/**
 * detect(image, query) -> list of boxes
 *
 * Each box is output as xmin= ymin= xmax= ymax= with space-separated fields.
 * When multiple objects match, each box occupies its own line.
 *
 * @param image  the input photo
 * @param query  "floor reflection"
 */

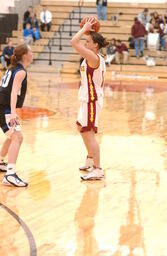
xmin=74 ymin=181 xmax=105 ymax=256
xmin=1 ymin=76 xmax=167 ymax=255
xmin=26 ymin=77 xmax=167 ymax=139
xmin=114 ymin=170 xmax=146 ymax=256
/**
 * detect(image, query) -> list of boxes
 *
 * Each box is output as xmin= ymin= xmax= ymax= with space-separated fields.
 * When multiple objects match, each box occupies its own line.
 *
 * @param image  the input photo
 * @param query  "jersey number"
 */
xmin=0 ymin=70 xmax=12 ymax=88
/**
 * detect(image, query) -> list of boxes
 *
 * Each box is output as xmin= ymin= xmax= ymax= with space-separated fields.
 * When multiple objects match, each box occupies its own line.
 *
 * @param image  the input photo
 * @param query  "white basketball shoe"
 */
xmin=81 ymin=167 xmax=104 ymax=181
xmin=79 ymin=156 xmax=94 ymax=171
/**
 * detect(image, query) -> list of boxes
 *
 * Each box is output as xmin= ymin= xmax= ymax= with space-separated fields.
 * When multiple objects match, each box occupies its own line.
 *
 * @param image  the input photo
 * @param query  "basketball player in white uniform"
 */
xmin=71 ymin=17 xmax=108 ymax=180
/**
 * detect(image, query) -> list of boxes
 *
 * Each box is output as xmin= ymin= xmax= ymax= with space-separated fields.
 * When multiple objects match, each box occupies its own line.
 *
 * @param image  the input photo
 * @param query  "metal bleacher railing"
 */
xmin=48 ymin=0 xmax=84 ymax=65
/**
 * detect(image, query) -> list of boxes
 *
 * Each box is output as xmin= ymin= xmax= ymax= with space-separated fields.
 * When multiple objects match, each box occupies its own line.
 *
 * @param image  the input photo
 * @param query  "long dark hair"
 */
xmin=90 ymin=32 xmax=109 ymax=49
xmin=11 ymin=43 xmax=29 ymax=68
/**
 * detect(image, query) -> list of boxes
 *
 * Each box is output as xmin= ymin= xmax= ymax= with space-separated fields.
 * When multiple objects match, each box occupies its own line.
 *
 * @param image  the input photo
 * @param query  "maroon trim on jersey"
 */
xmin=86 ymin=64 xmax=98 ymax=103
xmin=76 ymin=102 xmax=97 ymax=133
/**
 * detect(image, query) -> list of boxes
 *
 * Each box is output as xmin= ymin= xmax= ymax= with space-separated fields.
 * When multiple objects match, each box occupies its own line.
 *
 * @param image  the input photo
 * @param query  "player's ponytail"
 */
xmin=11 ymin=43 xmax=29 ymax=68
xmin=10 ymin=54 xmax=18 ymax=68
xmin=90 ymin=32 xmax=109 ymax=49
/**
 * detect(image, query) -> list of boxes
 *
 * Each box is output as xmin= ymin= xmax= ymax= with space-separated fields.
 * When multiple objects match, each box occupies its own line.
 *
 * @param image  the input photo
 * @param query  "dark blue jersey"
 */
xmin=2 ymin=46 xmax=14 ymax=57
xmin=0 ymin=63 xmax=27 ymax=108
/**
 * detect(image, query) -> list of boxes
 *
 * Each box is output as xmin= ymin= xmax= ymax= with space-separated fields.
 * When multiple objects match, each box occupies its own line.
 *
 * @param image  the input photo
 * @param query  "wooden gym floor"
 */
xmin=1 ymin=74 xmax=167 ymax=256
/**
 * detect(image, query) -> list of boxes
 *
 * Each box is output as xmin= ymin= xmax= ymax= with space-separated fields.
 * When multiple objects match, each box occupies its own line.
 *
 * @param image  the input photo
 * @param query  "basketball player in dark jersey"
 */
xmin=0 ymin=43 xmax=33 ymax=187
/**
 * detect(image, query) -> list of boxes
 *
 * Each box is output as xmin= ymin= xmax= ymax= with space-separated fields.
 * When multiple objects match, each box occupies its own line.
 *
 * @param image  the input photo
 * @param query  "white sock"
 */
xmin=6 ymin=164 xmax=16 ymax=175
xmin=0 ymin=155 xmax=4 ymax=163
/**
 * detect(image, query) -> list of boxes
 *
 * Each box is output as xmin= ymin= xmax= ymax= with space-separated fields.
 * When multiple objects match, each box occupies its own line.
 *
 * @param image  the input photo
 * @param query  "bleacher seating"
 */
xmin=51 ymin=1 xmax=167 ymax=80
xmin=0 ymin=1 xmax=167 ymax=81
xmin=0 ymin=1 xmax=75 ymax=74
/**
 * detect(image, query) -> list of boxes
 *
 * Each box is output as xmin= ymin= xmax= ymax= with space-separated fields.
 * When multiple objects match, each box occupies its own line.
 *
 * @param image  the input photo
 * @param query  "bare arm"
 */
xmin=71 ymin=18 xmax=99 ymax=68
xmin=10 ymin=70 xmax=26 ymax=125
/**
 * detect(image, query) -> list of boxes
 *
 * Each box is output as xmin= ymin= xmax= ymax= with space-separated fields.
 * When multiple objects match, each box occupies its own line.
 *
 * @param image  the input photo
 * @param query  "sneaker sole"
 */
xmin=2 ymin=180 xmax=13 ymax=186
xmin=81 ymin=175 xmax=104 ymax=181
xmin=2 ymin=178 xmax=28 ymax=187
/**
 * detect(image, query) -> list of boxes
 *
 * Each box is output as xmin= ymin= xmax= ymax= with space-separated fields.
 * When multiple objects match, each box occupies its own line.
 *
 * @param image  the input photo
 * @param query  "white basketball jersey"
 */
xmin=78 ymin=54 xmax=106 ymax=105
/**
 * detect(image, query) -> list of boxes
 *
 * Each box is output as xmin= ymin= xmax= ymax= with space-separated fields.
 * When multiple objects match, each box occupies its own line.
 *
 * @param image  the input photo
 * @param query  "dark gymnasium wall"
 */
xmin=0 ymin=13 xmax=18 ymax=44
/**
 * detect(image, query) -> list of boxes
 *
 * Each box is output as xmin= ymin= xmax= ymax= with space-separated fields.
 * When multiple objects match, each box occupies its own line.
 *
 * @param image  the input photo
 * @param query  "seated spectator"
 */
xmin=138 ymin=8 xmax=150 ymax=27
xmin=105 ymin=38 xmax=116 ymax=66
xmin=26 ymin=12 xmax=38 ymax=29
xmin=131 ymin=17 xmax=146 ymax=58
xmin=40 ymin=6 xmax=52 ymax=31
xmin=115 ymin=40 xmax=129 ymax=64
xmin=96 ymin=0 xmax=107 ymax=21
xmin=23 ymin=6 xmax=33 ymax=29
xmin=26 ymin=12 xmax=41 ymax=41
xmin=23 ymin=23 xmax=34 ymax=45
xmin=0 ymin=38 xmax=14 ymax=70
xmin=148 ymin=12 xmax=161 ymax=33
xmin=154 ymin=21 xmax=165 ymax=50
xmin=152 ymin=11 xmax=160 ymax=24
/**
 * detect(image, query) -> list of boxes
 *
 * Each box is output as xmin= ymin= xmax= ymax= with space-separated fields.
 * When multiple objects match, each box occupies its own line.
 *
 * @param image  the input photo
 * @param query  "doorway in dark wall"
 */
xmin=0 ymin=13 xmax=18 ymax=44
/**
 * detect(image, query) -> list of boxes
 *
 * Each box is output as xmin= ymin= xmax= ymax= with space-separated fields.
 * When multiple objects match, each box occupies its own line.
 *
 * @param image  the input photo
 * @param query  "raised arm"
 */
xmin=71 ymin=17 xmax=99 ymax=68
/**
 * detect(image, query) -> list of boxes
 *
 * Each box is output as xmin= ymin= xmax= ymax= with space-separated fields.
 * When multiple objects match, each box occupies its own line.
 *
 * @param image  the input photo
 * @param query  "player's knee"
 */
xmin=6 ymin=137 xmax=12 ymax=143
xmin=11 ymin=132 xmax=23 ymax=144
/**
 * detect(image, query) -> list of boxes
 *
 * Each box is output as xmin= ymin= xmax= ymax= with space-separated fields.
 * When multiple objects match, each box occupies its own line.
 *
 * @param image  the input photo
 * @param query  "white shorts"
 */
xmin=76 ymin=101 xmax=102 ymax=133
xmin=5 ymin=113 xmax=21 ymax=138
